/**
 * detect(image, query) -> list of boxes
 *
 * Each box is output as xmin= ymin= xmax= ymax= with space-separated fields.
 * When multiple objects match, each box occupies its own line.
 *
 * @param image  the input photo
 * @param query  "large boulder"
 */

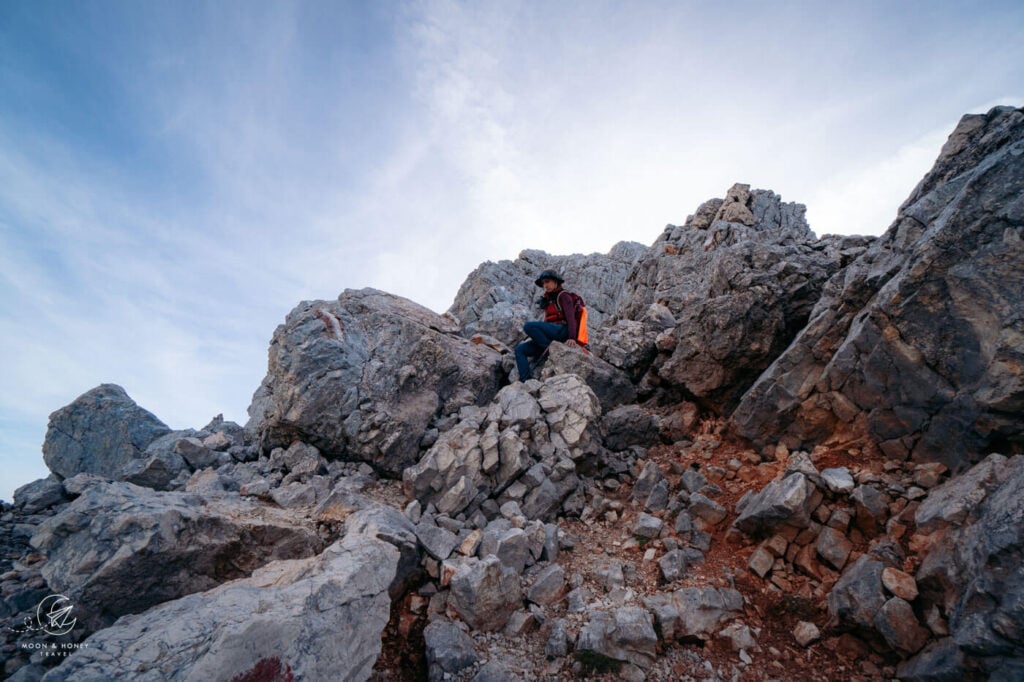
xmin=246 ymin=288 xmax=504 ymax=476
xmin=42 ymin=534 xmax=398 ymax=682
xmin=448 ymin=242 xmax=647 ymax=347
xmin=906 ymin=454 xmax=1024 ymax=677
xmin=616 ymin=184 xmax=872 ymax=413
xmin=732 ymin=106 xmax=1024 ymax=469
xmin=30 ymin=482 xmax=323 ymax=630
xmin=403 ymin=375 xmax=603 ymax=520
xmin=42 ymin=384 xmax=172 ymax=480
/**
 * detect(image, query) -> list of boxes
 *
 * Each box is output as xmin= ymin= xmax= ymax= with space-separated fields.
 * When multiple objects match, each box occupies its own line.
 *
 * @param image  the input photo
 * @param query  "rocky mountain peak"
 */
xmin=3 ymin=106 xmax=1021 ymax=681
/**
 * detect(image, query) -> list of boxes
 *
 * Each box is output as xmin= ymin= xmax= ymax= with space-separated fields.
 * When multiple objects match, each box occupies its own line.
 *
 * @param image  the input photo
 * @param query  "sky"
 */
xmin=2 ymin=0 xmax=1022 ymax=502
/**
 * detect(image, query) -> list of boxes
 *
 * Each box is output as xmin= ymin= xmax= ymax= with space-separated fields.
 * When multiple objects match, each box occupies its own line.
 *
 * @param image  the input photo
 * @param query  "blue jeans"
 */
xmin=514 ymin=321 xmax=568 ymax=380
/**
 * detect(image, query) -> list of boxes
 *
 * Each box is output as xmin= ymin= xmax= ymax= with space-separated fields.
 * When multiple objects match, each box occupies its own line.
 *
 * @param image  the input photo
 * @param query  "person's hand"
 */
xmin=566 ymin=339 xmax=579 ymax=348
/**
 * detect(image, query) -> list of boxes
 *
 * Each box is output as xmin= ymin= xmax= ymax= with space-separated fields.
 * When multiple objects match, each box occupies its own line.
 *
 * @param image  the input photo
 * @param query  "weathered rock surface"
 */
xmin=404 ymin=375 xmax=604 ymax=520
xmin=536 ymin=342 xmax=637 ymax=411
xmin=576 ymin=607 xmax=658 ymax=669
xmin=42 ymin=384 xmax=172 ymax=481
xmin=247 ymin=288 xmax=504 ymax=475
xmin=733 ymin=471 xmax=815 ymax=536
xmin=644 ymin=587 xmax=745 ymax=642
xmin=424 ymin=619 xmax=478 ymax=682
xmin=615 ymin=184 xmax=872 ymax=412
xmin=907 ymin=454 xmax=1024 ymax=677
xmin=42 ymin=534 xmax=397 ymax=682
xmin=733 ymin=106 xmax=1024 ymax=469
xmin=447 ymin=555 xmax=522 ymax=632
xmin=30 ymin=482 xmax=322 ymax=630
xmin=448 ymin=243 xmax=647 ymax=347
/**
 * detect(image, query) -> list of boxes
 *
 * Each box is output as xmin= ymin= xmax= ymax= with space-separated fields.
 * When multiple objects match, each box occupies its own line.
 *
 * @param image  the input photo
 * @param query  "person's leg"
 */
xmin=515 ymin=338 xmax=542 ymax=380
xmin=523 ymin=321 xmax=568 ymax=348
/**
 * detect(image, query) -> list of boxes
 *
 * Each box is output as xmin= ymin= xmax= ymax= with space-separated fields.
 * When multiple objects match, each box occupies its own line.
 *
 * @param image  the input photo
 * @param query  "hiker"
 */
xmin=514 ymin=270 xmax=586 ymax=381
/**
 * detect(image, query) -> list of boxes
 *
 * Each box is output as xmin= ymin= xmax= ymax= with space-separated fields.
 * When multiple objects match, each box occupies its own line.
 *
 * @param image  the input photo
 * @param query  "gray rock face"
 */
xmin=42 ymin=534 xmax=398 ymax=682
xmin=733 ymin=106 xmax=1024 ymax=469
xmin=448 ymin=243 xmax=647 ymax=347
xmin=12 ymin=476 xmax=67 ymax=514
xmin=424 ymin=620 xmax=478 ymax=681
xmin=246 ymin=288 xmax=504 ymax=476
xmin=732 ymin=472 xmax=815 ymax=536
xmin=911 ymin=454 xmax=1024 ymax=676
xmin=30 ymin=482 xmax=322 ymax=630
xmin=615 ymin=184 xmax=872 ymax=413
xmin=404 ymin=375 xmax=602 ymax=521
xmin=42 ymin=384 xmax=172 ymax=481
xmin=643 ymin=587 xmax=745 ymax=642
xmin=448 ymin=555 xmax=522 ymax=631
xmin=828 ymin=554 xmax=888 ymax=629
xmin=576 ymin=607 xmax=658 ymax=669
xmin=537 ymin=343 xmax=637 ymax=411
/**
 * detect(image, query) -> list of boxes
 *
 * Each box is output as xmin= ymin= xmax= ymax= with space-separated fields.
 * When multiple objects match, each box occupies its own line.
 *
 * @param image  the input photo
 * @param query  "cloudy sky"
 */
xmin=2 ymin=0 xmax=1021 ymax=501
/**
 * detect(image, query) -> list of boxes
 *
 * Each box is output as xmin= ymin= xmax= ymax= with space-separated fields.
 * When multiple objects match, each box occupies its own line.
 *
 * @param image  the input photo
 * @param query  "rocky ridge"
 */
xmin=2 ymin=105 xmax=1022 ymax=681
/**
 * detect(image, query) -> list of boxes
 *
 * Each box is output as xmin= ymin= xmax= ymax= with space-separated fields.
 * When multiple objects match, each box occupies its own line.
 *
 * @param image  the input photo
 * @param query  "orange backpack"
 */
xmin=557 ymin=292 xmax=589 ymax=346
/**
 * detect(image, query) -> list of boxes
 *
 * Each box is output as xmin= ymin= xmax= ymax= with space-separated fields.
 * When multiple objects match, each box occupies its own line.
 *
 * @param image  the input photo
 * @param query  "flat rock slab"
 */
xmin=42 ymin=535 xmax=398 ymax=682
xmin=31 ymin=482 xmax=323 ymax=630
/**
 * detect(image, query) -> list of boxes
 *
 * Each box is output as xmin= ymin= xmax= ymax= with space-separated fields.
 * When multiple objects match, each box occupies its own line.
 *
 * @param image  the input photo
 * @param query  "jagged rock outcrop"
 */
xmin=42 ymin=384 xmax=172 ymax=480
xmin=733 ymin=106 xmax=1024 ymax=469
xmin=614 ymin=184 xmax=873 ymax=412
xmin=901 ymin=454 xmax=1024 ymax=679
xmin=403 ymin=375 xmax=606 ymax=521
xmin=247 ymin=288 xmax=504 ymax=476
xmin=448 ymin=242 xmax=647 ymax=347
xmin=42 ymin=534 xmax=398 ymax=682
xmin=30 ymin=482 xmax=323 ymax=630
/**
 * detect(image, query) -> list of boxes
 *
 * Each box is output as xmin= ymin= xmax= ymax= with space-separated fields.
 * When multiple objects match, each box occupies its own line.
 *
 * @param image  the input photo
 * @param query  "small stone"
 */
xmin=527 ymin=564 xmax=567 ymax=606
xmin=633 ymin=513 xmax=664 ymax=540
xmin=793 ymin=621 xmax=820 ymax=647
xmin=881 ymin=567 xmax=919 ymax=601
xmin=748 ymin=547 xmax=774 ymax=578
xmin=763 ymin=534 xmax=789 ymax=557
xmin=815 ymin=526 xmax=853 ymax=571
xmin=459 ymin=529 xmax=483 ymax=556
xmin=821 ymin=467 xmax=856 ymax=494
xmin=874 ymin=597 xmax=929 ymax=653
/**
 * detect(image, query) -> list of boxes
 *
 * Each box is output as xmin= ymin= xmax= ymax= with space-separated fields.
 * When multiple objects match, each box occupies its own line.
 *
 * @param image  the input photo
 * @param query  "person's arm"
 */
xmin=558 ymin=291 xmax=580 ymax=344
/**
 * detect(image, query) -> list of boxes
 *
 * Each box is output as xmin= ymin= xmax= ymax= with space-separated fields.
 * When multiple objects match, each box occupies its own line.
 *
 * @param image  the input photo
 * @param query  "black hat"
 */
xmin=534 ymin=270 xmax=564 ymax=287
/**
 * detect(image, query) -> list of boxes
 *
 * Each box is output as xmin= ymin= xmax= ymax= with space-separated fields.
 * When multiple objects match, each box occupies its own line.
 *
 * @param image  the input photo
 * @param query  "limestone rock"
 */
xmin=576 ymin=607 xmax=657 ymax=669
xmin=30 ymin=482 xmax=322 ymax=630
xmin=247 ymin=288 xmax=503 ymax=476
xmin=793 ymin=621 xmax=821 ymax=647
xmin=403 ymin=375 xmax=600 ymax=520
xmin=912 ymin=454 xmax=1024 ymax=675
xmin=618 ymin=185 xmax=870 ymax=413
xmin=42 ymin=384 xmax=172 ymax=481
xmin=42 ymin=534 xmax=397 ymax=682
xmin=424 ymin=620 xmax=479 ymax=682
xmin=733 ymin=106 xmax=1024 ymax=470
xmin=537 ymin=342 xmax=636 ymax=411
xmin=644 ymin=587 xmax=744 ymax=641
xmin=12 ymin=476 xmax=67 ymax=514
xmin=448 ymin=555 xmax=522 ymax=632
xmin=875 ymin=597 xmax=930 ymax=653
xmin=733 ymin=472 xmax=815 ymax=536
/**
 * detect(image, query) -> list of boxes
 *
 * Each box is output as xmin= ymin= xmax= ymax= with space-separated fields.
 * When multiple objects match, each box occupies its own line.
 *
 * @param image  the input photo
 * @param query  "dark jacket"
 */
xmin=540 ymin=287 xmax=581 ymax=341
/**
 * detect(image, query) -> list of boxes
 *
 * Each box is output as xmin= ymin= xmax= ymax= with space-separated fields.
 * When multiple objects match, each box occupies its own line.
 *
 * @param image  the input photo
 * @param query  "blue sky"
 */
xmin=2 ymin=0 xmax=1022 ymax=501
